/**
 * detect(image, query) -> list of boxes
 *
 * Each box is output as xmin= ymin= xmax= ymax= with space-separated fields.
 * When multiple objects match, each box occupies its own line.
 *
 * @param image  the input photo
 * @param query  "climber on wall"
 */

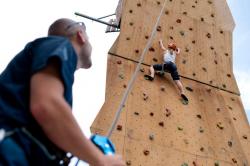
xmin=144 ymin=39 xmax=188 ymax=102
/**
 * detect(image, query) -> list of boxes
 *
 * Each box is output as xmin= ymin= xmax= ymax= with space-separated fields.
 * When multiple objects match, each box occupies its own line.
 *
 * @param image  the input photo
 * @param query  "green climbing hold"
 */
xmin=181 ymin=163 xmax=188 ymax=166
xmin=178 ymin=126 xmax=183 ymax=131
xmin=214 ymin=161 xmax=219 ymax=166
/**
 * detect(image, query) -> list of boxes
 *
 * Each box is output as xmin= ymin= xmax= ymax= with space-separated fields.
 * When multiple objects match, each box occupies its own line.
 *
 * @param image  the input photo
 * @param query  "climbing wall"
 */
xmin=91 ymin=0 xmax=250 ymax=165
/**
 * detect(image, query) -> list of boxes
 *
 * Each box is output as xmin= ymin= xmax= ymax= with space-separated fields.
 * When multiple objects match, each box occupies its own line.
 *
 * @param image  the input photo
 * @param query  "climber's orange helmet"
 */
xmin=168 ymin=42 xmax=177 ymax=50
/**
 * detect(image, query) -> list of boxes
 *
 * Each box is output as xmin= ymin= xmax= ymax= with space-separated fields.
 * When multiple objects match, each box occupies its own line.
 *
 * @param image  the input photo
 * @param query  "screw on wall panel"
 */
xmin=149 ymin=47 xmax=155 ymax=52
xmin=202 ymin=67 xmax=207 ymax=72
xmin=159 ymin=122 xmax=164 ymax=127
xmin=157 ymin=26 xmax=162 ymax=31
xmin=216 ymin=122 xmax=224 ymax=130
xmin=129 ymin=10 xmax=133 ymax=13
xmin=186 ymin=87 xmax=193 ymax=92
xmin=119 ymin=74 xmax=124 ymax=79
xmin=150 ymin=112 xmax=154 ymax=116
xmin=180 ymin=31 xmax=185 ymax=36
xmin=232 ymin=158 xmax=237 ymax=164
xmin=178 ymin=126 xmax=183 ymax=131
xmin=143 ymin=150 xmax=150 ymax=156
xmin=153 ymin=58 xmax=158 ymax=62
xmin=117 ymin=60 xmax=122 ymax=65
xmin=134 ymin=112 xmax=139 ymax=115
xmin=243 ymin=135 xmax=248 ymax=139
xmin=149 ymin=134 xmax=154 ymax=140
xmin=126 ymin=160 xmax=132 ymax=165
xmin=228 ymin=141 xmax=233 ymax=147
xmin=176 ymin=19 xmax=182 ymax=23
xmin=160 ymin=85 xmax=166 ymax=91
xmin=199 ymin=127 xmax=204 ymax=133
xmin=196 ymin=114 xmax=202 ymax=119
xmin=214 ymin=161 xmax=219 ymax=166
xmin=117 ymin=125 xmax=122 ymax=131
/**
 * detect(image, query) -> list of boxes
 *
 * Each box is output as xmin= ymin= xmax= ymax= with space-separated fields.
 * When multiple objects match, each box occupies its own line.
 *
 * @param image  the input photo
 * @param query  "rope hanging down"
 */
xmin=107 ymin=0 xmax=168 ymax=138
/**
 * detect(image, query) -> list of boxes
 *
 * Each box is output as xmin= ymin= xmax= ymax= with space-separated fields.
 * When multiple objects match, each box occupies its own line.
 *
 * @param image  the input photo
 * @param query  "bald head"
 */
xmin=48 ymin=18 xmax=86 ymax=38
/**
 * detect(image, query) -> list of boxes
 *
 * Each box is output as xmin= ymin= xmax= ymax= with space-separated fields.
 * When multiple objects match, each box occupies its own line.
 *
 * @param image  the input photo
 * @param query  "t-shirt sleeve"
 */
xmin=30 ymin=38 xmax=77 ymax=90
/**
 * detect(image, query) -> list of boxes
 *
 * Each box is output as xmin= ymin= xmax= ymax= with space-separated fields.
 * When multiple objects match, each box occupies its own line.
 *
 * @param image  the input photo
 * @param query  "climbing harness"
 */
xmin=75 ymin=0 xmax=168 ymax=165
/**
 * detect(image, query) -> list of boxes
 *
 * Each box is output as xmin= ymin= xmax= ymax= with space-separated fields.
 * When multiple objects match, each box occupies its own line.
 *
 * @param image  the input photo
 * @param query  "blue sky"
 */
xmin=227 ymin=0 xmax=250 ymax=122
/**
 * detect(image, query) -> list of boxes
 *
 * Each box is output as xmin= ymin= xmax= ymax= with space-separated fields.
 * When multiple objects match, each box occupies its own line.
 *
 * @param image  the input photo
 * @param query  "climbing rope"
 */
xmin=107 ymin=0 xmax=168 ymax=138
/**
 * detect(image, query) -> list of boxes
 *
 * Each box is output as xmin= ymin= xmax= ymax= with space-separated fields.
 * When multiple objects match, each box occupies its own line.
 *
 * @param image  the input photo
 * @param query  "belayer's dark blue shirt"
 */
xmin=0 ymin=36 xmax=77 ymax=130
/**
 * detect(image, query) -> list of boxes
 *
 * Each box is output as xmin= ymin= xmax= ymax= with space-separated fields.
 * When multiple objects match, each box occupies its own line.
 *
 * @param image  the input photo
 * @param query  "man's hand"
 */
xmin=158 ymin=39 xmax=166 ymax=51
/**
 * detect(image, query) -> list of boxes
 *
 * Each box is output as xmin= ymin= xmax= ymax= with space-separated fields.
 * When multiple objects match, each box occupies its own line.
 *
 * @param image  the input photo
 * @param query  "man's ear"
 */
xmin=76 ymin=31 xmax=86 ymax=45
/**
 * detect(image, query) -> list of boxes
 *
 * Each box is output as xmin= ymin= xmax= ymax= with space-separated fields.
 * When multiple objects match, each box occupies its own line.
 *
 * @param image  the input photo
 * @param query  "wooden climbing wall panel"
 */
xmin=91 ymin=0 xmax=250 ymax=165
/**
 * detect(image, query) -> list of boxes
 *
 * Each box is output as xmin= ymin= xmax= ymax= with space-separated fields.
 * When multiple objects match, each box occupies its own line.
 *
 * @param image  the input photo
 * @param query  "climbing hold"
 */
xmin=227 ymin=74 xmax=231 ymax=78
xmin=129 ymin=10 xmax=133 ymax=13
xmin=232 ymin=158 xmax=237 ymax=164
xmin=220 ymin=30 xmax=224 ymax=34
xmin=165 ymin=10 xmax=169 ymax=15
xmin=206 ymin=33 xmax=211 ymax=38
xmin=170 ymin=26 xmax=174 ymax=30
xmin=189 ymin=27 xmax=193 ymax=31
xmin=211 ymin=13 xmax=215 ymax=18
xmin=137 ymin=3 xmax=141 ymax=7
xmin=182 ymin=60 xmax=186 ymax=64
xmin=210 ymin=46 xmax=214 ymax=50
xmin=176 ymin=19 xmax=182 ymax=23
xmin=216 ymin=122 xmax=224 ymax=130
xmin=160 ymin=85 xmax=166 ymax=91
xmin=206 ymin=88 xmax=211 ymax=93
xmin=183 ymin=11 xmax=187 ymax=15
xmin=129 ymin=22 xmax=134 ymax=26
xmin=149 ymin=134 xmax=154 ymax=140
xmin=208 ymin=0 xmax=213 ymax=4
xmin=209 ymin=80 xmax=213 ymax=84
xmin=228 ymin=106 xmax=233 ymax=110
xmin=214 ymin=60 xmax=218 ymax=64
xmin=199 ymin=127 xmax=204 ymax=133
xmin=143 ymin=93 xmax=149 ymax=101
xmin=185 ymin=48 xmax=189 ymax=52
xmin=200 ymin=99 xmax=204 ymax=102
xmin=117 ymin=60 xmax=122 ymax=64
xmin=134 ymin=112 xmax=139 ymax=115
xmin=126 ymin=37 xmax=130 ymax=40
xmin=217 ymin=108 xmax=221 ymax=112
xmin=126 ymin=160 xmax=132 ymax=165
xmin=159 ymin=122 xmax=164 ymax=127
xmin=157 ymin=1 xmax=161 ymax=5
xmin=193 ymin=161 xmax=198 ymax=166
xmin=192 ymin=5 xmax=196 ymax=8
xmin=165 ymin=108 xmax=171 ymax=117
xmin=180 ymin=31 xmax=185 ymax=36
xmin=169 ymin=36 xmax=174 ymax=40
xmin=196 ymin=114 xmax=202 ymax=119
xmin=192 ymin=73 xmax=196 ymax=76
xmin=135 ymin=49 xmax=139 ymax=53
xmin=214 ymin=161 xmax=219 ymax=166
xmin=123 ymin=84 xmax=127 ymax=88
xmin=143 ymin=150 xmax=150 ymax=156
xmin=233 ymin=117 xmax=237 ymax=121
xmin=222 ymin=84 xmax=226 ymax=88
xmin=157 ymin=26 xmax=162 ymax=32
xmin=195 ymin=0 xmax=198 ymax=4
xmin=231 ymin=97 xmax=235 ymax=101
xmin=149 ymin=47 xmax=155 ymax=52
xmin=119 ymin=74 xmax=124 ymax=79
xmin=225 ymin=53 xmax=229 ymax=56
xmin=181 ymin=163 xmax=188 ymax=166
xmin=150 ymin=112 xmax=154 ymax=116
xmin=200 ymin=147 xmax=204 ymax=152
xmin=145 ymin=35 xmax=149 ymax=39
xmin=178 ymin=126 xmax=183 ymax=131
xmin=192 ymin=40 xmax=196 ymax=44
xmin=152 ymin=58 xmax=158 ymax=62
xmin=186 ymin=86 xmax=193 ymax=92
xmin=201 ymin=17 xmax=204 ymax=22
xmin=228 ymin=141 xmax=233 ymax=147
xmin=199 ymin=52 xmax=202 ymax=56
xmin=140 ymin=68 xmax=145 ymax=72
xmin=243 ymin=135 xmax=248 ymax=139
xmin=117 ymin=125 xmax=123 ymax=131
